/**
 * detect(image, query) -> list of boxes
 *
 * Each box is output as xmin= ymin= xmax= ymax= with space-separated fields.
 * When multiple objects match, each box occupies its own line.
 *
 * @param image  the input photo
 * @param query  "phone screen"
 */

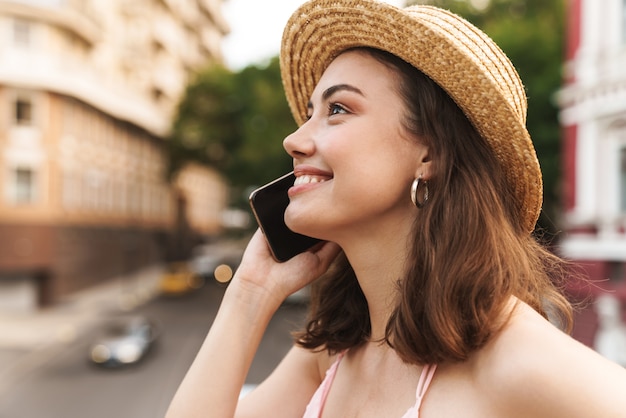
xmin=249 ymin=172 xmax=322 ymax=262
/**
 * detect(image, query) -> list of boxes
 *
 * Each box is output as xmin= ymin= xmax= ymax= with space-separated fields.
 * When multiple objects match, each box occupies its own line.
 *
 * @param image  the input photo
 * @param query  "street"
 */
xmin=0 ymin=280 xmax=307 ymax=418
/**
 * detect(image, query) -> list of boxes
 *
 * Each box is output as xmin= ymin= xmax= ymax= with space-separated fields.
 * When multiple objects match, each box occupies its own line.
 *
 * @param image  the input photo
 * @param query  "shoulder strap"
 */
xmin=322 ymin=352 xmax=345 ymax=393
xmin=415 ymin=364 xmax=437 ymax=401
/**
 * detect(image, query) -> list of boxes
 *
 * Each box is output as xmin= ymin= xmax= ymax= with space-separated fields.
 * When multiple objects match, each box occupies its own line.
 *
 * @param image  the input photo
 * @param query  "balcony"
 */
xmin=0 ymin=0 xmax=101 ymax=45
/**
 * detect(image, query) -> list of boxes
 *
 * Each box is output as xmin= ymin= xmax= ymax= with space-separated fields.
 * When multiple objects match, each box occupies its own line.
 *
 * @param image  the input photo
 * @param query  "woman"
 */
xmin=166 ymin=1 xmax=626 ymax=417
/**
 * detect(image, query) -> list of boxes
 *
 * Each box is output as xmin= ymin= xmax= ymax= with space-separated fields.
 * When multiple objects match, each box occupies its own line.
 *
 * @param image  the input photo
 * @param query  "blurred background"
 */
xmin=0 ymin=0 xmax=624 ymax=416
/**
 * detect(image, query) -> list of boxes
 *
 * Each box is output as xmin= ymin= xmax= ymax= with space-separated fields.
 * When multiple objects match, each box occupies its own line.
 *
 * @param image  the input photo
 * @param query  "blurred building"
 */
xmin=0 ymin=0 xmax=229 ymax=311
xmin=558 ymin=0 xmax=626 ymax=346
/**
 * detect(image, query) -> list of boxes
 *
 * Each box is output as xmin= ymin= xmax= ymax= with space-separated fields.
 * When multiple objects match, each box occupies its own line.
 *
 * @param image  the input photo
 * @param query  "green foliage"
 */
xmin=409 ymin=0 xmax=565 ymax=234
xmin=167 ymin=65 xmax=243 ymax=177
xmin=167 ymin=57 xmax=296 ymax=207
xmin=228 ymin=58 xmax=297 ymax=192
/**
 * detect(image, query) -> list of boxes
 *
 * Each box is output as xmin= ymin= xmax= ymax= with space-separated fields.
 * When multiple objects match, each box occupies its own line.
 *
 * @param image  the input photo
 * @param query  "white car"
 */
xmin=89 ymin=315 xmax=158 ymax=368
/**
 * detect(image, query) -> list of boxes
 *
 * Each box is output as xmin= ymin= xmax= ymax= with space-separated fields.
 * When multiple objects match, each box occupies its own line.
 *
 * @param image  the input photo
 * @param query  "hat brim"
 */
xmin=280 ymin=0 xmax=542 ymax=233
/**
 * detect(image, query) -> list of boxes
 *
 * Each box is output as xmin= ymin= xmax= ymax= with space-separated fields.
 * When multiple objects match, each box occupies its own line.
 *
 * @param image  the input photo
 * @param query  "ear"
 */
xmin=414 ymin=145 xmax=433 ymax=180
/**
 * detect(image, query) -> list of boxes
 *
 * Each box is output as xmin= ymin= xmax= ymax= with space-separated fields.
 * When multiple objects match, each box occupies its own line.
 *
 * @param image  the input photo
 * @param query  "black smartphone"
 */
xmin=249 ymin=172 xmax=322 ymax=262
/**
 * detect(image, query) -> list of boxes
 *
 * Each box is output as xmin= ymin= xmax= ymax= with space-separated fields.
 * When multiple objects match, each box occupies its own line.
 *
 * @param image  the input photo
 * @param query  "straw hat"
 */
xmin=280 ymin=0 xmax=542 ymax=234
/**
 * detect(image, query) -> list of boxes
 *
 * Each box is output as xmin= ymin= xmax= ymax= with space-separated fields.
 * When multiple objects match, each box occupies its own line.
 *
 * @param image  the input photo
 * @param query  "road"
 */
xmin=0 ymin=280 xmax=308 ymax=418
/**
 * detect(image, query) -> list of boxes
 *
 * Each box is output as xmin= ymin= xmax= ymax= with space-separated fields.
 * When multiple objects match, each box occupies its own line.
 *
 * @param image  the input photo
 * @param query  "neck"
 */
xmin=340 ymin=225 xmax=412 ymax=341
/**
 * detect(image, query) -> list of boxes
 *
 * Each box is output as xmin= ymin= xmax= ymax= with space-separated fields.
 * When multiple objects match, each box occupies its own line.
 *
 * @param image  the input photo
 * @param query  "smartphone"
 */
xmin=249 ymin=172 xmax=322 ymax=262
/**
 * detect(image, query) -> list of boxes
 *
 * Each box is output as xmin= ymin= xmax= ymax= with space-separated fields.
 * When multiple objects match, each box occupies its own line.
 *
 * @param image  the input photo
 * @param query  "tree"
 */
xmin=167 ymin=57 xmax=296 ymax=207
xmin=227 ymin=58 xmax=297 ymax=195
xmin=409 ymin=0 xmax=566 ymax=235
xmin=167 ymin=64 xmax=244 ymax=179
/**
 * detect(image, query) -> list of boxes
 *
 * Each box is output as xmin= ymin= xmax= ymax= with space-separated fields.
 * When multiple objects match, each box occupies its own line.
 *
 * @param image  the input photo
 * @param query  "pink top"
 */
xmin=302 ymin=351 xmax=437 ymax=418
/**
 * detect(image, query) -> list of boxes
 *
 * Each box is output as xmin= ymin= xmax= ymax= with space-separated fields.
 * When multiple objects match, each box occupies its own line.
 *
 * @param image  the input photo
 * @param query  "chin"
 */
xmin=285 ymin=218 xmax=310 ymax=236
xmin=285 ymin=213 xmax=319 ymax=238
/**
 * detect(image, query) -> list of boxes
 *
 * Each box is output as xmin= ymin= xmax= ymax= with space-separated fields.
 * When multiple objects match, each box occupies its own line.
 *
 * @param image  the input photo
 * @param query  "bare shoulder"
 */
xmin=236 ymin=345 xmax=334 ymax=418
xmin=473 ymin=300 xmax=626 ymax=418
xmin=293 ymin=344 xmax=337 ymax=381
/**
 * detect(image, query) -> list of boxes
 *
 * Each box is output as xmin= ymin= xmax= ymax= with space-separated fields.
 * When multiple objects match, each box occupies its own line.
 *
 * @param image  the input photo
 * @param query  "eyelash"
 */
xmin=306 ymin=102 xmax=348 ymax=120
xmin=327 ymin=102 xmax=347 ymax=116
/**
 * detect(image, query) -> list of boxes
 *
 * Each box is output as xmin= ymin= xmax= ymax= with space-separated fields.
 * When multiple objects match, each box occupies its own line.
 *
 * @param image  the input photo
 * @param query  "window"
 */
xmin=14 ymin=95 xmax=33 ymax=126
xmin=14 ymin=167 xmax=35 ymax=204
xmin=13 ymin=19 xmax=31 ymax=47
xmin=621 ymin=147 xmax=626 ymax=212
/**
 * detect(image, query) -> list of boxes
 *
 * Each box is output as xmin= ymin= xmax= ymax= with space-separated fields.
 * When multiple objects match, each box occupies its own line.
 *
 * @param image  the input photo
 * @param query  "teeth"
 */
xmin=294 ymin=175 xmax=328 ymax=186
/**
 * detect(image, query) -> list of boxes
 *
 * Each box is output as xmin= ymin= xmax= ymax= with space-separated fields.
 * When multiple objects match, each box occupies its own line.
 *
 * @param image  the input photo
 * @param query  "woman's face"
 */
xmin=283 ymin=50 xmax=430 ymax=242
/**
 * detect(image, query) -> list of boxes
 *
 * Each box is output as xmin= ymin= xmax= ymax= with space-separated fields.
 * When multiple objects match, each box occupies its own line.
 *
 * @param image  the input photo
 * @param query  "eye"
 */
xmin=328 ymin=102 xmax=348 ymax=116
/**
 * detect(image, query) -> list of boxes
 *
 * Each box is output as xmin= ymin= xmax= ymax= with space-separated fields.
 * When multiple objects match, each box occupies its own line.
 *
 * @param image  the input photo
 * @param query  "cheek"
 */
xmin=337 ymin=163 xmax=413 ymax=210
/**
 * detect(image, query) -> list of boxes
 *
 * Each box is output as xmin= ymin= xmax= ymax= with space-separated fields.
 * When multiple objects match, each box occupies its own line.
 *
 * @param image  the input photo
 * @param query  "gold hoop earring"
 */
xmin=411 ymin=176 xmax=429 ymax=208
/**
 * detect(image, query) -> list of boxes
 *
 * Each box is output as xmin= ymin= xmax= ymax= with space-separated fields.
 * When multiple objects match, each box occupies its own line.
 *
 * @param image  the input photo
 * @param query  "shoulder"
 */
xmin=473 ymin=300 xmax=626 ymax=418
xmin=236 ymin=346 xmax=336 ymax=418
xmin=279 ymin=345 xmax=337 ymax=384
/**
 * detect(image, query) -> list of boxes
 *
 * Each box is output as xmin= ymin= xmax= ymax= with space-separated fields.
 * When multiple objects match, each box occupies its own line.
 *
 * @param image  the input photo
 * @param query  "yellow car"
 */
xmin=160 ymin=262 xmax=205 ymax=296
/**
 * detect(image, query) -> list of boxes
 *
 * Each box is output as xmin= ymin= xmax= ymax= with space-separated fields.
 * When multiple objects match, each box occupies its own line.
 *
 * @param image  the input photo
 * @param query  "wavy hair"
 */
xmin=294 ymin=48 xmax=573 ymax=364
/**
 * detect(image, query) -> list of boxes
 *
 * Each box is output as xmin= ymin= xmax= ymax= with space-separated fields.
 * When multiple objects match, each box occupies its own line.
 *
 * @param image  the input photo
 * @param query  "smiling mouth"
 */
xmin=294 ymin=175 xmax=331 ymax=186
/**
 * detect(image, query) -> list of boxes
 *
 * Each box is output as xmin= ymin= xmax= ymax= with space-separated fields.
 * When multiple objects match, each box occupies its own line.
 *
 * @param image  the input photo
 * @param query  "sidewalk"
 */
xmin=0 ymin=264 xmax=165 ymax=388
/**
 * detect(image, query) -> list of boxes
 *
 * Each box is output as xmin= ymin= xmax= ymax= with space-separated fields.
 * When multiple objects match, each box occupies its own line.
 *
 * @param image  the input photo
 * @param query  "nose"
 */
xmin=283 ymin=124 xmax=315 ymax=159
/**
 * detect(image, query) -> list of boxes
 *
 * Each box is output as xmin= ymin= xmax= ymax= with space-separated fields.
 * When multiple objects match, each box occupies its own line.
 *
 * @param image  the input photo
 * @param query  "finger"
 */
xmin=294 ymin=241 xmax=341 ymax=276
xmin=314 ymin=241 xmax=341 ymax=266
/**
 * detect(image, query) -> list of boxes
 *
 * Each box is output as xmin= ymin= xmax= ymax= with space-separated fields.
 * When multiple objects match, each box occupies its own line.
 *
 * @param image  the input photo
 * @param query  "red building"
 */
xmin=558 ymin=0 xmax=626 ymax=351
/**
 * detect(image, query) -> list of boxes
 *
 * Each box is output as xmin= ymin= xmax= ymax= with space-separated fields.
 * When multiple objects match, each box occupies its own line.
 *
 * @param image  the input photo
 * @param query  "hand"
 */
xmin=232 ymin=229 xmax=341 ymax=307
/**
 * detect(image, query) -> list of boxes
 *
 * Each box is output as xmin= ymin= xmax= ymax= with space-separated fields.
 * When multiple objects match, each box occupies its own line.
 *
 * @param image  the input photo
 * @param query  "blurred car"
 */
xmin=89 ymin=315 xmax=158 ymax=368
xmin=159 ymin=262 xmax=205 ymax=296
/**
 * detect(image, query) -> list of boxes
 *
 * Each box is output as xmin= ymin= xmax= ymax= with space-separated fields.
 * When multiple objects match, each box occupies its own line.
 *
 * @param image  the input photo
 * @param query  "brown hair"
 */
xmin=294 ymin=48 xmax=573 ymax=365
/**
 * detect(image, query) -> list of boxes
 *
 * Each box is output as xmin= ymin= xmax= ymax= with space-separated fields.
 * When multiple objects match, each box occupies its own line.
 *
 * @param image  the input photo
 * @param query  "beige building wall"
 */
xmin=0 ymin=0 xmax=229 ymax=308
xmin=175 ymin=162 xmax=228 ymax=235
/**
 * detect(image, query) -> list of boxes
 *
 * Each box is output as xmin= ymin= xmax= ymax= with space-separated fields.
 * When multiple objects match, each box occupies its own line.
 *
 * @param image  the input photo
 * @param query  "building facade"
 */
xmin=0 ymin=0 xmax=229 ymax=310
xmin=558 ymin=0 xmax=626 ymax=347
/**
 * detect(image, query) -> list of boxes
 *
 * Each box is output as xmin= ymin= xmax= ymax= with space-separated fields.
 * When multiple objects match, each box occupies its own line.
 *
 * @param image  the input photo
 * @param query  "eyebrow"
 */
xmin=306 ymin=84 xmax=365 ymax=111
